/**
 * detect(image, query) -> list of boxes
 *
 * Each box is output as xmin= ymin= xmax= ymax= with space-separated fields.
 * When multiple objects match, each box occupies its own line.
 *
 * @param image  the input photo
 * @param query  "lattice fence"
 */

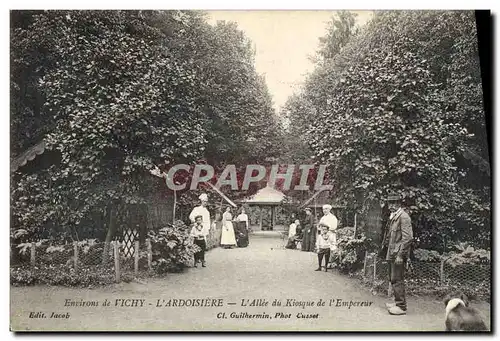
xmin=120 ymin=228 xmax=139 ymax=258
xmin=12 ymin=220 xmax=226 ymax=286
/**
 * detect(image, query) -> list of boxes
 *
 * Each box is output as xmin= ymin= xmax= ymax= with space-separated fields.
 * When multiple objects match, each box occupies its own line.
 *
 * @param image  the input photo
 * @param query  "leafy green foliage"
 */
xmin=315 ymin=11 xmax=360 ymax=63
xmin=10 ymin=264 xmax=119 ymax=287
xmin=148 ymin=222 xmax=198 ymax=273
xmin=11 ymin=10 xmax=282 ymax=240
xmin=412 ymin=243 xmax=490 ymax=266
xmin=330 ymin=227 xmax=371 ymax=274
xmin=445 ymin=242 xmax=490 ymax=267
xmin=412 ymin=248 xmax=442 ymax=262
xmin=284 ymin=11 xmax=490 ymax=249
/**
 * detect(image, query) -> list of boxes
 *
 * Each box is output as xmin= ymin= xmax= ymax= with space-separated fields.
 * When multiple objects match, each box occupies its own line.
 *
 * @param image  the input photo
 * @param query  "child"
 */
xmin=190 ymin=215 xmax=207 ymax=267
xmin=315 ymin=225 xmax=334 ymax=272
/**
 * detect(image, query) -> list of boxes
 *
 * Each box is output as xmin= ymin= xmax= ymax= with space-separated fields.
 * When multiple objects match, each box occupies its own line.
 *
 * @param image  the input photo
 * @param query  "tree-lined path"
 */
xmin=10 ymin=10 xmax=491 ymax=333
xmin=10 ymin=234 xmax=490 ymax=332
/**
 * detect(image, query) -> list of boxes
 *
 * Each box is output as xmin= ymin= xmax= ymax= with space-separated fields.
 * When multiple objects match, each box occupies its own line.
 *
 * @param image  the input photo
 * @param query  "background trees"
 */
xmin=11 ymin=10 xmax=490 ymax=252
xmin=10 ymin=10 xmax=283 ymax=241
xmin=284 ymin=11 xmax=490 ymax=250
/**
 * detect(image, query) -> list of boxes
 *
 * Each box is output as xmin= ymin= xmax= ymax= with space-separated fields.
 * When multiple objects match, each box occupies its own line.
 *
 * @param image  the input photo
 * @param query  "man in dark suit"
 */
xmin=379 ymin=193 xmax=413 ymax=315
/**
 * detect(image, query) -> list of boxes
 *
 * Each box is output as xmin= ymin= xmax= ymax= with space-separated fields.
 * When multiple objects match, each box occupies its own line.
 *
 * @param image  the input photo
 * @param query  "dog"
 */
xmin=444 ymin=293 xmax=488 ymax=331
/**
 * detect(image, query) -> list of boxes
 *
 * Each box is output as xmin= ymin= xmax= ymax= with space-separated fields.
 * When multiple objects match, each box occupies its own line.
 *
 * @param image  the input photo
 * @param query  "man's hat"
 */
xmin=199 ymin=193 xmax=208 ymax=201
xmin=305 ymin=207 xmax=311 ymax=212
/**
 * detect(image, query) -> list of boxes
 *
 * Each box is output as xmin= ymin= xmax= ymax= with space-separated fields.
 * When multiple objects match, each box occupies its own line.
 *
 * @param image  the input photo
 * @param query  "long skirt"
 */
xmin=302 ymin=228 xmax=311 ymax=251
xmin=308 ymin=226 xmax=317 ymax=252
xmin=221 ymin=221 xmax=237 ymax=246
xmin=234 ymin=221 xmax=249 ymax=247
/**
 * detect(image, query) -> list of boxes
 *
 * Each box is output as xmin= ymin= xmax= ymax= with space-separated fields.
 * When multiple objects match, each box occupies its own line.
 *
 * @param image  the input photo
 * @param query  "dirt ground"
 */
xmin=10 ymin=233 xmax=491 ymax=332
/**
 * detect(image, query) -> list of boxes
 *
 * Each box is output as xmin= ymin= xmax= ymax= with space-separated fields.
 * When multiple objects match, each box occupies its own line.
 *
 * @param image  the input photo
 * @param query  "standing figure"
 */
xmin=318 ymin=204 xmax=338 ymax=267
xmin=189 ymin=193 xmax=211 ymax=266
xmin=379 ymin=193 xmax=414 ymax=315
xmin=190 ymin=215 xmax=207 ymax=267
xmin=285 ymin=219 xmax=301 ymax=249
xmin=318 ymin=204 xmax=338 ymax=241
xmin=302 ymin=208 xmax=314 ymax=251
xmin=221 ymin=206 xmax=237 ymax=248
xmin=315 ymin=225 xmax=335 ymax=272
xmin=236 ymin=207 xmax=249 ymax=230
xmin=235 ymin=207 xmax=250 ymax=247
xmin=288 ymin=219 xmax=298 ymax=239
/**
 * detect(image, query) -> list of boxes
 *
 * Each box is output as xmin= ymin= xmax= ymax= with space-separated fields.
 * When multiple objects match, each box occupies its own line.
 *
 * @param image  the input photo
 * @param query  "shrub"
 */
xmin=445 ymin=242 xmax=490 ymax=267
xmin=413 ymin=248 xmax=442 ymax=262
xmin=412 ymin=244 xmax=491 ymax=266
xmin=148 ymin=221 xmax=198 ymax=274
xmin=10 ymin=263 xmax=116 ymax=287
xmin=330 ymin=228 xmax=371 ymax=274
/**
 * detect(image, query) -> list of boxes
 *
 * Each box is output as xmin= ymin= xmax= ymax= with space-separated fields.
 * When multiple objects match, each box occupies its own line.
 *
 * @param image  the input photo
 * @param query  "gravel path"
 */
xmin=10 ymin=233 xmax=491 ymax=332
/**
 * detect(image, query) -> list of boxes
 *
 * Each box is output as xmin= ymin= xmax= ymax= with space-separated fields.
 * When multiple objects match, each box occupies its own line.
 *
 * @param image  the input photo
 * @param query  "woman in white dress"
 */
xmin=221 ymin=206 xmax=237 ymax=249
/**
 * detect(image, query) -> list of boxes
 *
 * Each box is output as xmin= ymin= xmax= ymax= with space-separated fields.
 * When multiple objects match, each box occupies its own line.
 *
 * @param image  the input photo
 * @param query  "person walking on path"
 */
xmin=379 ymin=193 xmax=414 ymax=316
xmin=190 ymin=215 xmax=207 ymax=267
xmin=302 ymin=208 xmax=315 ymax=252
xmin=221 ymin=206 xmax=237 ymax=248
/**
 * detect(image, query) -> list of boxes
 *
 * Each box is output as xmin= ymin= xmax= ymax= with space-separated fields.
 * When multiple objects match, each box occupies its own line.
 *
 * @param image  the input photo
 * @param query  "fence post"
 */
xmin=362 ymin=251 xmax=368 ymax=278
xmin=30 ymin=243 xmax=36 ymax=267
xmin=147 ymin=238 xmax=152 ymax=271
xmin=74 ymin=242 xmax=79 ymax=272
xmin=114 ymin=241 xmax=120 ymax=283
xmin=440 ymin=259 xmax=445 ymax=286
xmin=134 ymin=240 xmax=139 ymax=276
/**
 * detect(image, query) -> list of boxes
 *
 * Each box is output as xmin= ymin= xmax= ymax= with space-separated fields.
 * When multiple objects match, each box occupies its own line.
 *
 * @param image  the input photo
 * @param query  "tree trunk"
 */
xmin=139 ymin=204 xmax=147 ymax=245
xmin=102 ymin=205 xmax=118 ymax=264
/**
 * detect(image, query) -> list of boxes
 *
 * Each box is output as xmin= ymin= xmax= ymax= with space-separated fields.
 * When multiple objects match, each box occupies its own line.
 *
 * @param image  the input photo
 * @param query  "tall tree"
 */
xmin=316 ymin=11 xmax=359 ymax=63
xmin=285 ymin=11 xmax=490 ymax=249
xmin=10 ymin=10 xmax=282 ymax=242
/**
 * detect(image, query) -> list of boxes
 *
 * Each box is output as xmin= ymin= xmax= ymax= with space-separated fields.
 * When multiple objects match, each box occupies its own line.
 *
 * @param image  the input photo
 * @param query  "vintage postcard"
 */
xmin=9 ymin=9 xmax=491 ymax=332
